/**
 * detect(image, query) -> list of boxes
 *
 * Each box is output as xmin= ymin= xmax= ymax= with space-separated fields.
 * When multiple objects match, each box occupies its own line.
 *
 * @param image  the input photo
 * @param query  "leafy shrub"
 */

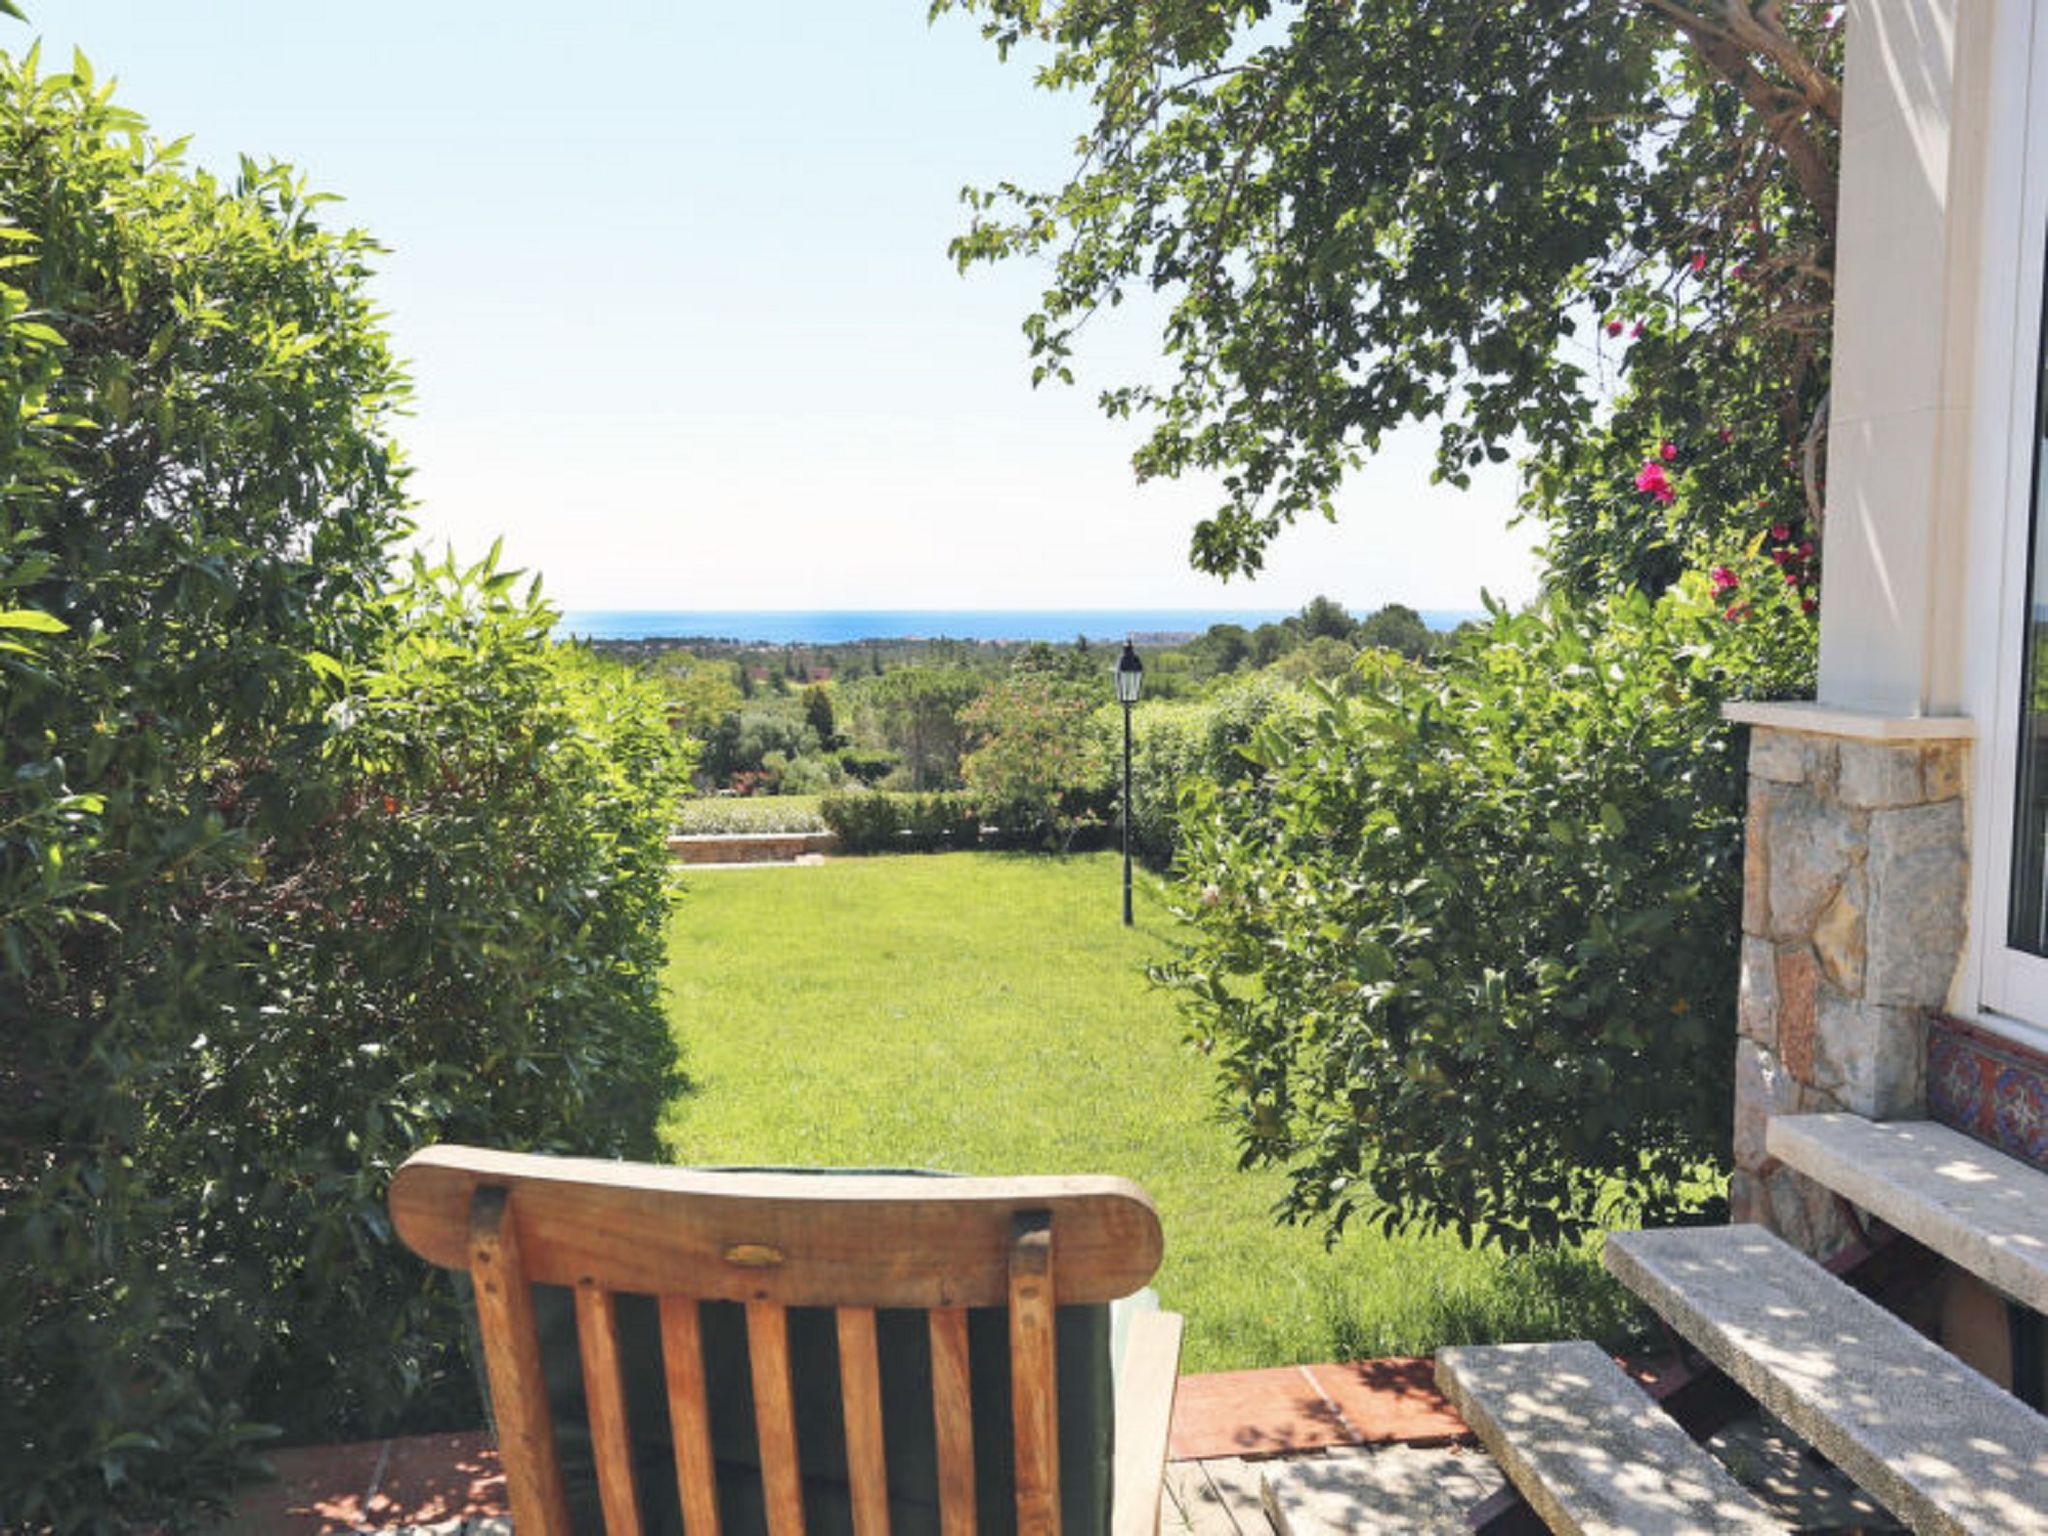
xmin=905 ymin=792 xmax=983 ymax=849
xmin=700 ymin=703 xmax=821 ymax=787
xmin=1098 ymin=673 xmax=1320 ymax=868
xmin=1270 ymin=634 xmax=1363 ymax=688
xmin=1160 ymin=576 xmax=1813 ymax=1251
xmin=820 ymin=790 xmax=897 ymax=851
xmin=1115 ymin=702 xmax=1210 ymax=866
xmin=962 ymin=672 xmax=1108 ymax=849
xmin=1353 ymin=603 xmax=1439 ymax=661
xmin=245 ymin=556 xmax=692 ymax=1432
xmin=840 ymin=667 xmax=984 ymax=791
xmin=772 ymin=751 xmax=845 ymax=796
xmin=0 ymin=56 xmax=690 ymax=1529
xmin=836 ymin=745 xmax=898 ymax=785
xmin=819 ymin=790 xmax=981 ymax=854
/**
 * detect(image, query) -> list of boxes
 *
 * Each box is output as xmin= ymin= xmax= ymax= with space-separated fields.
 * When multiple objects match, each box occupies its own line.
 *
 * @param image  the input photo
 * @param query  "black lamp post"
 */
xmin=1115 ymin=640 xmax=1143 ymax=926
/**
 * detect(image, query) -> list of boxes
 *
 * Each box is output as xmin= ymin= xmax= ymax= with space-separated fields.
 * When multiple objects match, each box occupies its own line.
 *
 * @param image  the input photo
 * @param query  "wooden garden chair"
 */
xmin=390 ymin=1146 xmax=1184 ymax=1536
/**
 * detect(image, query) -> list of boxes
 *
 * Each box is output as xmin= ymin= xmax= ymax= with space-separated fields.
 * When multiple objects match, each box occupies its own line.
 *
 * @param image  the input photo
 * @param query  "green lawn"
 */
xmin=661 ymin=851 xmax=1640 ymax=1373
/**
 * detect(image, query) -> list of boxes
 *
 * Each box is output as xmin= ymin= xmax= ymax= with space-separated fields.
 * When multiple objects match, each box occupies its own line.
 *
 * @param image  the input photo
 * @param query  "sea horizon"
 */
xmin=556 ymin=606 xmax=1485 ymax=645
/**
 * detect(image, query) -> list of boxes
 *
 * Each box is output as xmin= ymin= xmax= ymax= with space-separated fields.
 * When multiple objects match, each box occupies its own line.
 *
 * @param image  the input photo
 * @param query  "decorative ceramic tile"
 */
xmin=1928 ymin=1016 xmax=2048 ymax=1172
xmin=1993 ymin=1065 xmax=2048 ymax=1163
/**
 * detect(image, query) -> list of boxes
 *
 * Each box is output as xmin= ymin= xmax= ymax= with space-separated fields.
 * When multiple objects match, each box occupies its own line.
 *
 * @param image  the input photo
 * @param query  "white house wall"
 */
xmin=1816 ymin=0 xmax=1991 ymax=716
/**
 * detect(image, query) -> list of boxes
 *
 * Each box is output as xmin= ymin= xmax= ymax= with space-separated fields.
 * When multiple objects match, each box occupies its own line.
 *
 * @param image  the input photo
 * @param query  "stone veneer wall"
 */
xmin=1729 ymin=724 xmax=1971 ymax=1255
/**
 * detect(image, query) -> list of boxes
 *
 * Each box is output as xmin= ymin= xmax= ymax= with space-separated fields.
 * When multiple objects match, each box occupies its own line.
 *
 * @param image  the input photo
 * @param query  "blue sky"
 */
xmin=24 ymin=2 xmax=1542 ymax=613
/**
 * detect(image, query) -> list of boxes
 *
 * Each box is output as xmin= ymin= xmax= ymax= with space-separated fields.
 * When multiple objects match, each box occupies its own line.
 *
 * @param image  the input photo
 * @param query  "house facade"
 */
xmin=1728 ymin=0 xmax=2048 ymax=1392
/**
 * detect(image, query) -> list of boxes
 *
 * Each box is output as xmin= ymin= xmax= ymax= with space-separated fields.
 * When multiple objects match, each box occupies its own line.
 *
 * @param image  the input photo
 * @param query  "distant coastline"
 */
xmin=556 ymin=607 xmax=1485 ymax=645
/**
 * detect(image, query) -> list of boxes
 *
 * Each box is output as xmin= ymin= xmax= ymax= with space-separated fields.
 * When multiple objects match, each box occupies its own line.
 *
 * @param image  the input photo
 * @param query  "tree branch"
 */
xmin=1639 ymin=0 xmax=1839 ymax=242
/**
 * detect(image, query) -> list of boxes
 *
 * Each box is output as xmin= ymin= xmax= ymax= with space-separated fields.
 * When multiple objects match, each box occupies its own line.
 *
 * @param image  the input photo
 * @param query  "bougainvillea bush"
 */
xmin=1161 ymin=574 xmax=1814 ymax=1251
xmin=0 ymin=53 xmax=689 ymax=1529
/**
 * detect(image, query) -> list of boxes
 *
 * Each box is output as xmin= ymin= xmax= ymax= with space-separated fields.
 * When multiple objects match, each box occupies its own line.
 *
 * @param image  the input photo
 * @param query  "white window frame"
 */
xmin=1964 ymin=0 xmax=2048 ymax=1052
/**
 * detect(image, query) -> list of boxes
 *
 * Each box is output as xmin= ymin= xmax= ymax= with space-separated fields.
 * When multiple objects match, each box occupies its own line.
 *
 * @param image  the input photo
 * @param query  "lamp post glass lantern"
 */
xmin=1116 ymin=641 xmax=1142 ymax=924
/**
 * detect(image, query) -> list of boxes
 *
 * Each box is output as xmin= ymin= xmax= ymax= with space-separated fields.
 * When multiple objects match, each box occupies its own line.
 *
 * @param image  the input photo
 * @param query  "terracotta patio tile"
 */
xmin=360 ymin=1430 xmax=506 ymax=1526
xmin=1167 ymin=1365 xmax=1360 ymax=1461
xmin=214 ymin=1357 xmax=1506 ymax=1523
xmin=210 ymin=1438 xmax=386 ymax=1534
xmin=1304 ymin=1357 xmax=1469 ymax=1446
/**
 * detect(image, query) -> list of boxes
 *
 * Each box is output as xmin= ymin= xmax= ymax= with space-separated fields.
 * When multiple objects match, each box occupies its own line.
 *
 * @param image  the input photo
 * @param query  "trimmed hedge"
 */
xmin=819 ymin=791 xmax=982 ymax=853
xmin=675 ymin=794 xmax=829 ymax=835
xmin=1089 ymin=673 xmax=1321 ymax=868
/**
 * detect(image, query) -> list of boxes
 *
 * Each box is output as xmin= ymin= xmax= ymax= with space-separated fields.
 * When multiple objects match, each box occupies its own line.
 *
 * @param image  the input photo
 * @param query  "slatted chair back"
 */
xmin=389 ymin=1145 xmax=1169 ymax=1536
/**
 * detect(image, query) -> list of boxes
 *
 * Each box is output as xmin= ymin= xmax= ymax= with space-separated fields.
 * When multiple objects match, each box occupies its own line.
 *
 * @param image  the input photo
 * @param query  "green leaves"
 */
xmin=1161 ymin=578 xmax=1814 ymax=1252
xmin=300 ymin=648 xmax=349 ymax=683
xmin=943 ymin=0 xmax=1660 ymax=573
xmin=961 ymin=666 xmax=1106 ymax=848
xmin=946 ymin=1 xmax=1839 ymax=594
xmin=0 ymin=605 xmax=64 ymax=631
xmin=0 ymin=49 xmax=689 ymax=1528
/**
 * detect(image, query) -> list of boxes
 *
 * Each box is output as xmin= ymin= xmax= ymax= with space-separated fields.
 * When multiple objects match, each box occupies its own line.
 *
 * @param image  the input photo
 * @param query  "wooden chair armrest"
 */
xmin=1110 ymin=1308 xmax=1185 ymax=1536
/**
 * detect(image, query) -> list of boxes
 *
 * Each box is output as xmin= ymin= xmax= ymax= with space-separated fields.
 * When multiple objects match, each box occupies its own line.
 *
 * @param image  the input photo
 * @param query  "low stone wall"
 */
xmin=1729 ymin=721 xmax=1970 ymax=1255
xmin=667 ymin=831 xmax=838 ymax=865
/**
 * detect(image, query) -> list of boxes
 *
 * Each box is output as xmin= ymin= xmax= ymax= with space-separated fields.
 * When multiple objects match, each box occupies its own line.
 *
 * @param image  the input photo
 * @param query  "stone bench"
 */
xmin=1767 ymin=1112 xmax=2048 ymax=1314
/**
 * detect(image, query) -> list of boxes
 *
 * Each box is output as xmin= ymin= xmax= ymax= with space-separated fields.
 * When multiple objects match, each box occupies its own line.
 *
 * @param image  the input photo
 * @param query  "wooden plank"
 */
xmin=929 ymin=1308 xmax=977 ymax=1536
xmin=574 ymin=1285 xmax=646 ymax=1536
xmin=1008 ymin=1213 xmax=1060 ymax=1536
xmin=467 ymin=1187 xmax=574 ymax=1536
xmin=836 ymin=1307 xmax=891 ymax=1536
xmin=1109 ymin=1310 xmax=1182 ymax=1536
xmin=1193 ymin=1460 xmax=1270 ymax=1536
xmin=747 ymin=1300 xmax=808 ymax=1536
xmin=391 ymin=1146 xmax=1162 ymax=1305
xmin=658 ymin=1295 xmax=724 ymax=1536
xmin=1161 ymin=1464 xmax=1222 ymax=1536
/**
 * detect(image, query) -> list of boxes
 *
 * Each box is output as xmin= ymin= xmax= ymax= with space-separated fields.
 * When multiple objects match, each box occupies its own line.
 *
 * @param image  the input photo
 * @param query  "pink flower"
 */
xmin=1771 ymin=548 xmax=1791 ymax=565
xmin=1717 ymin=427 xmax=1734 ymax=445
xmin=1771 ymin=521 xmax=1790 ymax=541
xmin=1709 ymin=565 xmax=1739 ymax=595
xmin=1659 ymin=440 xmax=1678 ymax=462
xmin=1606 ymin=319 xmax=1624 ymax=337
xmin=1635 ymin=461 xmax=1676 ymax=504
xmin=1797 ymin=540 xmax=1814 ymax=558
xmin=1690 ymin=252 xmax=1707 ymax=273
xmin=1802 ymin=597 xmax=1818 ymax=614
xmin=1630 ymin=321 xmax=1645 ymax=339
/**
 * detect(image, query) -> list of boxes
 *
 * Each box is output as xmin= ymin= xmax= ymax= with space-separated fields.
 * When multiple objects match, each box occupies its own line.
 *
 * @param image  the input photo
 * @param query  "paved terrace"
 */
xmin=216 ymin=1358 xmax=1468 ymax=1533
xmin=212 ymin=1355 xmax=1887 ymax=1534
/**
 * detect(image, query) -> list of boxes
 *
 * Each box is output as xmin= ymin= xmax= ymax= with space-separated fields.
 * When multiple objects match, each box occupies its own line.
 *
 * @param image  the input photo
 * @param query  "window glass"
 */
xmin=2009 ymin=233 xmax=2048 ymax=955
